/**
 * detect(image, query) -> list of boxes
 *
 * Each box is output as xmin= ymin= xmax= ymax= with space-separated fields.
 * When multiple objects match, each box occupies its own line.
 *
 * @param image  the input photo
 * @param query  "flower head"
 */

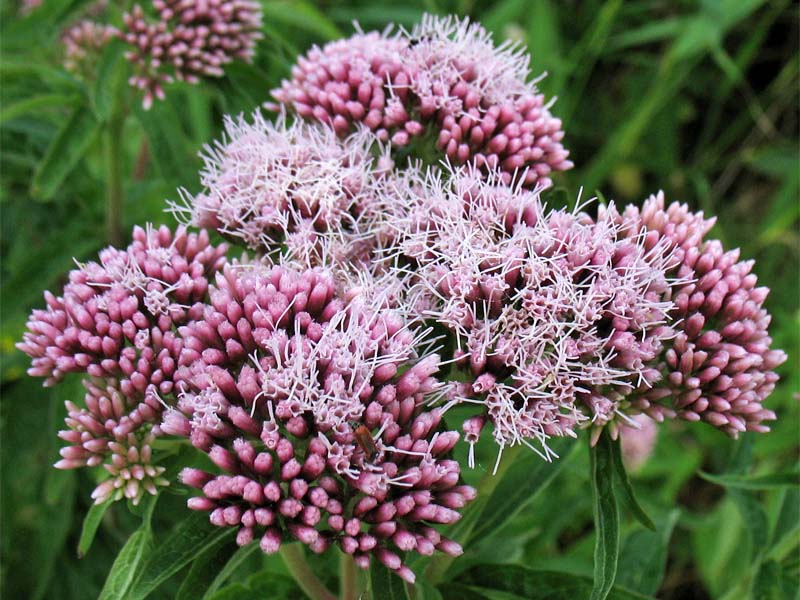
xmin=272 ymin=14 xmax=572 ymax=189
xmin=612 ymin=193 xmax=787 ymax=436
xmin=18 ymin=225 xmax=227 ymax=387
xmin=56 ymin=378 xmax=164 ymax=472
xmin=408 ymin=14 xmax=535 ymax=108
xmin=271 ymin=31 xmax=419 ymax=144
xmin=18 ymin=225 xmax=228 ymax=501
xmin=89 ymin=431 xmax=168 ymax=505
xmin=163 ymin=262 xmax=474 ymax=581
xmin=62 ymin=20 xmax=116 ymax=76
xmin=171 ymin=113 xmax=392 ymax=267
xmin=121 ymin=0 xmax=263 ymax=108
xmin=406 ymin=15 xmax=572 ymax=188
xmin=386 ymin=167 xmax=679 ymax=458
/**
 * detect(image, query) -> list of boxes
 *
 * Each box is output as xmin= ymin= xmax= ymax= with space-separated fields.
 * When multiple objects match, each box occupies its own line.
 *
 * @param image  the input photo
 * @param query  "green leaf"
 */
xmin=92 ymin=38 xmax=126 ymax=121
xmin=327 ymin=6 xmax=424 ymax=27
xmin=608 ymin=19 xmax=685 ymax=51
xmin=77 ymin=500 xmax=111 ymax=559
xmin=98 ymin=526 xmax=154 ymax=600
xmin=207 ymin=572 xmax=299 ymax=600
xmin=415 ymin=579 xmax=445 ymax=600
xmin=261 ymin=1 xmax=343 ymax=40
xmin=127 ymin=512 xmax=235 ymax=599
xmin=468 ymin=438 xmax=577 ymax=543
xmin=437 ymin=584 xmax=493 ymax=600
xmin=481 ymin=0 xmax=533 ymax=34
xmin=616 ymin=510 xmax=680 ymax=596
xmin=370 ymin=562 xmax=410 ymax=600
xmin=133 ymin=101 xmax=197 ymax=185
xmin=203 ymin=542 xmax=260 ymax=599
xmin=128 ymin=490 xmax=160 ymax=527
xmin=752 ymin=560 xmax=786 ymax=600
xmin=730 ymin=489 xmax=770 ymax=555
xmin=176 ymin=537 xmax=239 ymax=600
xmin=767 ymin=489 xmax=800 ymax=561
xmin=700 ymin=470 xmax=800 ymax=490
xmin=0 ymin=61 xmax=84 ymax=94
xmin=590 ymin=431 xmax=621 ymax=600
xmin=30 ymin=105 xmax=101 ymax=201
xmin=609 ymin=435 xmax=655 ymax=530
xmin=217 ymin=61 xmax=273 ymax=111
xmin=446 ymin=566 xmax=652 ymax=600
xmin=0 ymin=94 xmax=77 ymax=125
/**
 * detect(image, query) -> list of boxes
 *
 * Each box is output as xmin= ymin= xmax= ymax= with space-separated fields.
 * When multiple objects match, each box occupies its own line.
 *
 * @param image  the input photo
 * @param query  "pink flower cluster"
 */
xmin=16 ymin=11 xmax=789 ymax=584
xmin=272 ymin=14 xmax=572 ymax=188
xmin=62 ymin=19 xmax=116 ymax=76
xmin=173 ymin=113 xmax=392 ymax=266
xmin=121 ymin=0 xmax=263 ymax=108
xmin=385 ymin=167 xmax=679 ymax=459
xmin=17 ymin=225 xmax=227 ymax=503
xmin=159 ymin=264 xmax=473 ymax=581
xmin=611 ymin=193 xmax=787 ymax=436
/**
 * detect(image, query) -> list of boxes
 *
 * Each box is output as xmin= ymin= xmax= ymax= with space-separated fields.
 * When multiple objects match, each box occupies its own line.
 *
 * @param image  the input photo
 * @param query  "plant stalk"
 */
xmin=104 ymin=108 xmax=125 ymax=247
xmin=133 ymin=138 xmax=149 ymax=181
xmin=280 ymin=544 xmax=336 ymax=600
xmin=339 ymin=551 xmax=357 ymax=600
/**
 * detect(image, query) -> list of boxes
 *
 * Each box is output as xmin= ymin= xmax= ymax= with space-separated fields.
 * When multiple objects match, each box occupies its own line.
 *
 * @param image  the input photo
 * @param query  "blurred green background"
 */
xmin=1 ymin=1 xmax=798 ymax=599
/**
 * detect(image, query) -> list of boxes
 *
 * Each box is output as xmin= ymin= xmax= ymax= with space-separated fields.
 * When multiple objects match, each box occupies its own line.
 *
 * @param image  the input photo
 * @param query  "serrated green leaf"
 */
xmin=468 ymin=438 xmax=577 ymax=544
xmin=590 ymin=431 xmax=621 ymax=600
xmin=98 ymin=527 xmax=153 ymax=600
xmin=700 ymin=470 xmax=800 ymax=490
xmin=447 ymin=566 xmax=652 ymax=600
xmin=30 ymin=105 xmax=100 ymax=201
xmin=128 ymin=512 xmax=233 ymax=599
xmin=609 ymin=436 xmax=655 ymax=530
xmin=77 ymin=500 xmax=111 ymax=559
xmin=370 ymin=562 xmax=410 ymax=600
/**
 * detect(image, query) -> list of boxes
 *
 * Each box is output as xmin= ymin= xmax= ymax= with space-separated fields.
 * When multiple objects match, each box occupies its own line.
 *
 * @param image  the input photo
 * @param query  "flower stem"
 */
xmin=424 ymin=444 xmax=523 ymax=584
xmin=280 ymin=543 xmax=336 ymax=600
xmin=133 ymin=138 xmax=149 ymax=181
xmin=104 ymin=107 xmax=125 ymax=247
xmin=339 ymin=551 xmax=357 ymax=600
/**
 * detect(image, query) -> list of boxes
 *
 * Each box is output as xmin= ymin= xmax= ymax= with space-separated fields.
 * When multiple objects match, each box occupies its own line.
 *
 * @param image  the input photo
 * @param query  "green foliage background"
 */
xmin=1 ymin=1 xmax=797 ymax=599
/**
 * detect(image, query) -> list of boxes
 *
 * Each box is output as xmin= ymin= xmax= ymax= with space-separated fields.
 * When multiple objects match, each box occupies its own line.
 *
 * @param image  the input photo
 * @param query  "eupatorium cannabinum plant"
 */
xmin=15 ymin=10 xmax=789 ymax=600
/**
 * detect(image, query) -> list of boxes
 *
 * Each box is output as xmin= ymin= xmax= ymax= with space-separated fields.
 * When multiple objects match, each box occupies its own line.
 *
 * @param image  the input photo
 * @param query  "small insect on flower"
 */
xmin=353 ymin=424 xmax=380 ymax=462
